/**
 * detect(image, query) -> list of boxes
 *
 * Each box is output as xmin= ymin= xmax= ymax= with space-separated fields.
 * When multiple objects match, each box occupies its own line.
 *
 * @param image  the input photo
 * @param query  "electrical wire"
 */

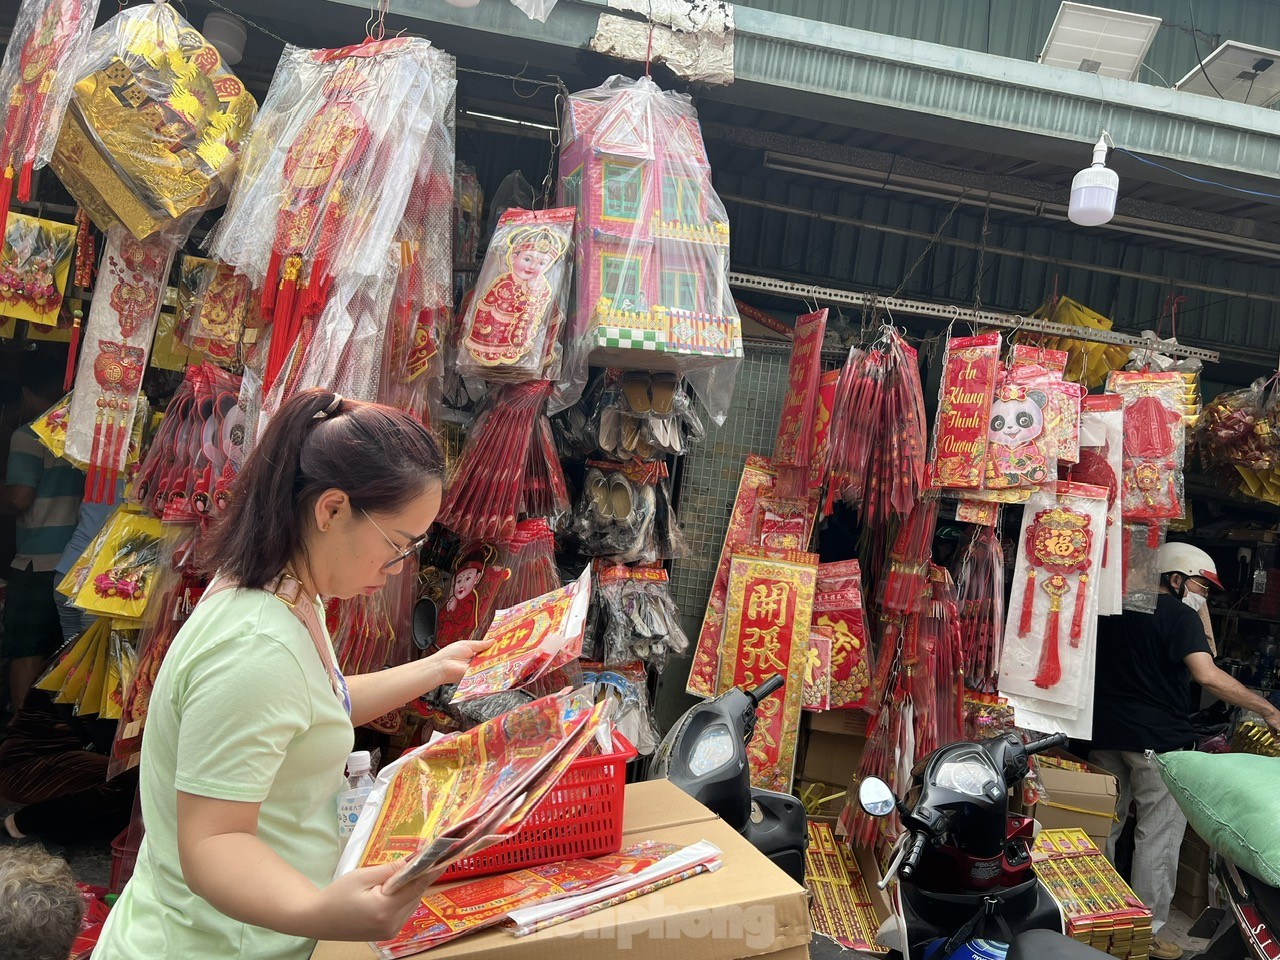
xmin=1114 ymin=147 xmax=1280 ymax=201
xmin=205 ymin=0 xmax=291 ymax=46
xmin=1187 ymin=0 xmax=1226 ymax=99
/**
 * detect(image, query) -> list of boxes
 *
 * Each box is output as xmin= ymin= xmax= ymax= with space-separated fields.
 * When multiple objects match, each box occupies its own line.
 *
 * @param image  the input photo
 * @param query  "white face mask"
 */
xmin=1184 ymin=590 xmax=1217 ymax=655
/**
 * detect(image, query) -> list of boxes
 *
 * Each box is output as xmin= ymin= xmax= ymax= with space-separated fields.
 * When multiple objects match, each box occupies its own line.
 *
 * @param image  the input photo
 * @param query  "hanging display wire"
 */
xmin=727 ymin=271 xmax=1219 ymax=364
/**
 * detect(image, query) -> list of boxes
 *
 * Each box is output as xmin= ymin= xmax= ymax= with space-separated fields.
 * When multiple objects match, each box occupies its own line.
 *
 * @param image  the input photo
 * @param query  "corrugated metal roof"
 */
xmin=735 ymin=0 xmax=1280 ymax=101
xmin=716 ymin=160 xmax=1280 ymax=368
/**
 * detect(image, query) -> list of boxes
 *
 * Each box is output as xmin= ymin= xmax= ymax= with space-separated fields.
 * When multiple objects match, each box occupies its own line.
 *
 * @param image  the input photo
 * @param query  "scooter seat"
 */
xmin=1006 ymin=929 xmax=1107 ymax=959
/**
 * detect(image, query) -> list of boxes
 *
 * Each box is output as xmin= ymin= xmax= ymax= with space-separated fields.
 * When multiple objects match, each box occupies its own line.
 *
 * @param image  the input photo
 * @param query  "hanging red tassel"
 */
xmin=264 ymin=257 xmax=302 ymax=391
xmin=1147 ymin=522 xmax=1160 ymax=549
xmin=0 ymin=165 xmax=14 ymax=242
xmin=1034 ymin=609 xmax=1062 ymax=689
xmin=1018 ymin=570 xmax=1036 ymax=636
xmin=17 ymin=160 xmax=32 ymax=203
xmin=97 ymin=414 xmax=116 ymax=504
xmin=1069 ymin=573 xmax=1090 ymax=646
xmin=261 ymin=249 xmax=282 ymax=316
xmin=63 ymin=308 xmax=82 ymax=392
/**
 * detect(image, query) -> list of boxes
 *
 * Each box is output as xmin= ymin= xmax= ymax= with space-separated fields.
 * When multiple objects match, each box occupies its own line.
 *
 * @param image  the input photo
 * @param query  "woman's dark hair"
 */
xmin=200 ymin=389 xmax=445 ymax=588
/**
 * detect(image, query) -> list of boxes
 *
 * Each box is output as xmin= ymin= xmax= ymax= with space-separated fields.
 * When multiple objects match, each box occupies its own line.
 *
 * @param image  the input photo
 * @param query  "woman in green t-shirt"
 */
xmin=95 ymin=389 xmax=488 ymax=959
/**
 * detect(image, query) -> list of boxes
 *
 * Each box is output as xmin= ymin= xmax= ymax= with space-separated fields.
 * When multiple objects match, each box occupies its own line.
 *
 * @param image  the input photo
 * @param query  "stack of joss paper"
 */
xmin=450 ymin=568 xmax=590 ymax=704
xmin=34 ymin=617 xmax=136 ymax=721
xmin=805 ymin=821 xmax=885 ymax=954
xmin=337 ymin=689 xmax=609 ymax=895
xmin=377 ymin=841 xmax=722 ymax=956
xmin=1032 ymin=829 xmax=1153 ymax=959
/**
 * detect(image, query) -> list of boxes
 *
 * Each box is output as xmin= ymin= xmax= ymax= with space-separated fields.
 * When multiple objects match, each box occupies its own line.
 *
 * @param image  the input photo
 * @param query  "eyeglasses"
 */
xmin=361 ymin=509 xmax=428 ymax=570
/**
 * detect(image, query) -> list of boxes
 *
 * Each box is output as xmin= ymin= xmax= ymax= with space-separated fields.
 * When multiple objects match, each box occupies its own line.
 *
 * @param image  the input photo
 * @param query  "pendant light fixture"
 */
xmin=1068 ymin=132 xmax=1118 ymax=227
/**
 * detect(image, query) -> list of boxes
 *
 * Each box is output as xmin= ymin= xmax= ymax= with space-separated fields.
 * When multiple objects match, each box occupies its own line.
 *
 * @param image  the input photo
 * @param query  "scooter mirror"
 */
xmin=858 ymin=777 xmax=896 ymax=818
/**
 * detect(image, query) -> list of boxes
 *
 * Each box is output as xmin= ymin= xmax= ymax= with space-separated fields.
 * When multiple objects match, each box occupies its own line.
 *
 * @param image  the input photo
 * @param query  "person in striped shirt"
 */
xmin=1 ymin=358 xmax=82 ymax=713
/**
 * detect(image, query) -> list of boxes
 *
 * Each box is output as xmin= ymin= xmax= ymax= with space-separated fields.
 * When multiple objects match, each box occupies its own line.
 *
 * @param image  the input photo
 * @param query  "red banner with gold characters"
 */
xmin=717 ymin=548 xmax=817 ymax=792
xmin=773 ymin=309 xmax=827 ymax=496
xmin=813 ymin=559 xmax=873 ymax=710
xmin=933 ymin=333 xmax=999 ymax=490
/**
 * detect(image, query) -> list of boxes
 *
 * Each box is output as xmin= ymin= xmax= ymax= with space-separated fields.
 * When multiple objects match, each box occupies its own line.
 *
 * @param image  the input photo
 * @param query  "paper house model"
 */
xmin=557 ymin=75 xmax=742 ymax=371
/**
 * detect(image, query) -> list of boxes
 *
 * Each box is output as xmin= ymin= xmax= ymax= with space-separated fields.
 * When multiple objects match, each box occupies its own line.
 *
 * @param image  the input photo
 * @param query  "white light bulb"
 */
xmin=1068 ymin=134 xmax=1118 ymax=227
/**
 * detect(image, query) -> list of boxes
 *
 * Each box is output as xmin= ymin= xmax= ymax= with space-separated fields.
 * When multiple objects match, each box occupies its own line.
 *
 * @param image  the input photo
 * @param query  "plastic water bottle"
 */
xmin=337 ymin=750 xmax=374 ymax=842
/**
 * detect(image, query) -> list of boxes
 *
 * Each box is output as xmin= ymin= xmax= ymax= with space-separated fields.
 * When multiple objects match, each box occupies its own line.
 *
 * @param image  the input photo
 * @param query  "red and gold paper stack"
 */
xmin=805 ymin=821 xmax=885 ymax=954
xmin=717 ymin=547 xmax=817 ymax=792
xmin=933 ymin=333 xmax=1000 ymax=490
xmin=813 ymin=559 xmax=873 ymax=710
xmin=1032 ymin=828 xmax=1153 ymax=959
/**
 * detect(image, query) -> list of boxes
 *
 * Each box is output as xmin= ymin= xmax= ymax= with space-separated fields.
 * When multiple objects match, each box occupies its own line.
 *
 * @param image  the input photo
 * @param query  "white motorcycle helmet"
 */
xmin=1157 ymin=541 xmax=1223 ymax=590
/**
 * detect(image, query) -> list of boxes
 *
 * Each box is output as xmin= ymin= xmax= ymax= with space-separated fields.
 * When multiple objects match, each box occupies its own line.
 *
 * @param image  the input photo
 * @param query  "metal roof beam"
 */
xmin=702 ymin=121 xmax=1280 ymax=261
xmin=328 ymin=0 xmax=1280 ymax=193
xmin=723 ymin=193 xmax=1280 ymax=310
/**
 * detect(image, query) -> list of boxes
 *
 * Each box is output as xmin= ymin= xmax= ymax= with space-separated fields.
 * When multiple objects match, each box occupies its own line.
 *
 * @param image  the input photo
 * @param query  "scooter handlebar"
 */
xmin=749 ymin=675 xmax=785 ymax=703
xmin=1023 ymin=732 xmax=1069 ymax=756
xmin=899 ymin=831 xmax=929 ymax=880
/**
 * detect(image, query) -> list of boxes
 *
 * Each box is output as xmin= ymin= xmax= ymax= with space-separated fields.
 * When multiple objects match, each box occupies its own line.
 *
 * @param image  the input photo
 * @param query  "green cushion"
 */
xmin=1156 ymin=751 xmax=1280 ymax=887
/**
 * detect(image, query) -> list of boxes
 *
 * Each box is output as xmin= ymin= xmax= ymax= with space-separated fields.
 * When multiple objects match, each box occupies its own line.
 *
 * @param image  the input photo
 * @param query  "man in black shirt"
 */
xmin=1091 ymin=543 xmax=1280 ymax=960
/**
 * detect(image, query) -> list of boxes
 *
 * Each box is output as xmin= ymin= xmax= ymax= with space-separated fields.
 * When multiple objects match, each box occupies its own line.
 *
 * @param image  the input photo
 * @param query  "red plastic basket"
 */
xmin=109 ymin=828 xmax=140 ymax=894
xmin=439 ymin=731 xmax=636 ymax=881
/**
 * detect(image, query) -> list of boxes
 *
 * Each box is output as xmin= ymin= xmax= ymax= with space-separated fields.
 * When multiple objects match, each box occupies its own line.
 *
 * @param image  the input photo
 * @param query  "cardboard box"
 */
xmin=801 ymin=730 xmax=866 ymax=788
xmin=1174 ymin=859 xmax=1209 ymax=919
xmin=1027 ymin=754 xmax=1119 ymax=848
xmin=1180 ymin=826 xmax=1210 ymax=877
xmin=311 ymin=780 xmax=811 ymax=960
xmin=805 ymin=710 xmax=868 ymax=737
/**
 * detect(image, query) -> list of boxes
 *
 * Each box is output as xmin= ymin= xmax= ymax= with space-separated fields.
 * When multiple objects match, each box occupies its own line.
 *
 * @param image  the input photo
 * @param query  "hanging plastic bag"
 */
xmin=49 ymin=1 xmax=256 ymax=239
xmin=509 ymin=0 xmax=559 ymax=22
xmin=0 ymin=0 xmax=101 ymax=235
xmin=72 ymin=510 xmax=167 ymax=622
xmin=457 ymin=208 xmax=574 ymax=385
xmin=557 ymin=75 xmax=742 ymax=421
xmin=207 ymin=37 xmax=454 ymax=396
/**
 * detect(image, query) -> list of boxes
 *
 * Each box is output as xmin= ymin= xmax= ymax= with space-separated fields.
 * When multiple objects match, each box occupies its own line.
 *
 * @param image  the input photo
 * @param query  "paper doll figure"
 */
xmin=434 ymin=546 xmax=510 ymax=647
xmin=986 ymin=387 xmax=1050 ymax=487
xmin=463 ymin=224 xmax=569 ymax=368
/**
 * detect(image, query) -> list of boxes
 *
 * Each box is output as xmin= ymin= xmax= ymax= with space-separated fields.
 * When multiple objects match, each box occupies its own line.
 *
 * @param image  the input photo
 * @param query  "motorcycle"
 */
xmin=647 ymin=674 xmax=808 ymax=886
xmin=1182 ymin=852 xmax=1280 ymax=960
xmin=859 ymin=730 xmax=1107 ymax=960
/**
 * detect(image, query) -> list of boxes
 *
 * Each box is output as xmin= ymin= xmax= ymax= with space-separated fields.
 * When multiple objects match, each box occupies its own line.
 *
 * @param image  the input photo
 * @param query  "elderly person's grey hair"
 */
xmin=0 ymin=847 xmax=85 ymax=960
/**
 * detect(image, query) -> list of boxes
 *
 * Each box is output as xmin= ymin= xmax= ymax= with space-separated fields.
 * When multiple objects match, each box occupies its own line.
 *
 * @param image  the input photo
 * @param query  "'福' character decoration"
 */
xmin=0 ymin=0 xmax=100 ymax=237
xmin=999 ymin=482 xmax=1108 ymax=737
xmin=49 ymin=1 xmax=257 ymax=240
xmin=65 ymin=225 xmax=179 ymax=504
xmin=207 ymin=37 xmax=455 ymax=395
